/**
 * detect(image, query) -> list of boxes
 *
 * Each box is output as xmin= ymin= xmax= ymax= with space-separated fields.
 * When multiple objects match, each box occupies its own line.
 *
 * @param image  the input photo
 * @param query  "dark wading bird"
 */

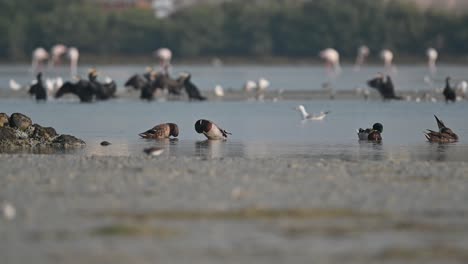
xmin=425 ymin=115 xmax=458 ymax=143
xmin=443 ymin=77 xmax=456 ymax=103
xmin=55 ymin=69 xmax=116 ymax=102
xmin=55 ymin=79 xmax=95 ymax=103
xmin=88 ymin=69 xmax=117 ymax=100
xmin=195 ymin=119 xmax=231 ymax=140
xmin=28 ymin=72 xmax=47 ymax=101
xmin=180 ymin=73 xmax=206 ymax=101
xmin=367 ymin=73 xmax=402 ymax=100
xmin=139 ymin=72 xmax=170 ymax=101
xmin=357 ymin=123 xmax=383 ymax=141
xmin=125 ymin=67 xmax=154 ymax=91
xmin=138 ymin=72 xmax=205 ymax=101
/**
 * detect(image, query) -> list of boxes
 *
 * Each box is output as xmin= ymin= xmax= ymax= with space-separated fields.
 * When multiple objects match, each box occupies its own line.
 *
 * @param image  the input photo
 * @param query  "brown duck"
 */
xmin=139 ymin=123 xmax=179 ymax=139
xmin=424 ymin=115 xmax=458 ymax=143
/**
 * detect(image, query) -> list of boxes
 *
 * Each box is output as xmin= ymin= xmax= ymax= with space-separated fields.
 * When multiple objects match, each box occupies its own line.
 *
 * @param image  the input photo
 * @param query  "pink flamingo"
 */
xmin=319 ymin=48 xmax=341 ymax=76
xmin=154 ymin=48 xmax=172 ymax=75
xmin=31 ymin=47 xmax=49 ymax=74
xmin=68 ymin=47 xmax=80 ymax=78
xmin=49 ymin=44 xmax=67 ymax=68
xmin=354 ymin=45 xmax=370 ymax=71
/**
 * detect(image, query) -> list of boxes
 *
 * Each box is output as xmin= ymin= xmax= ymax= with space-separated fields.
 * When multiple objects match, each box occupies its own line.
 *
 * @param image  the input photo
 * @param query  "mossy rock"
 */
xmin=32 ymin=124 xmax=58 ymax=141
xmin=0 ymin=126 xmax=17 ymax=141
xmin=9 ymin=113 xmax=32 ymax=131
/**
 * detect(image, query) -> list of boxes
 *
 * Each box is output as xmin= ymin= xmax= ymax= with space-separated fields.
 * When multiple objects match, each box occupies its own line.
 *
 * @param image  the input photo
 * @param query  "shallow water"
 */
xmin=1 ymin=98 xmax=467 ymax=161
xmin=2 ymin=63 xmax=468 ymax=92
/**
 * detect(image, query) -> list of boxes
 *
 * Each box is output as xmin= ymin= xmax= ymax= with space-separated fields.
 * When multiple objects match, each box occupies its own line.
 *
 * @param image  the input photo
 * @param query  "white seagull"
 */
xmin=9 ymin=79 xmax=22 ymax=91
xmin=295 ymin=105 xmax=330 ymax=121
xmin=214 ymin=84 xmax=224 ymax=97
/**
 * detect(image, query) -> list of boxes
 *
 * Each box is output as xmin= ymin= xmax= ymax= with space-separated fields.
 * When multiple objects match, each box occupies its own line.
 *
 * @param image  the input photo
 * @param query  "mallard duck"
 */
xmin=424 ymin=115 xmax=458 ymax=143
xmin=139 ymin=123 xmax=179 ymax=139
xmin=195 ymin=119 xmax=231 ymax=140
xmin=357 ymin=123 xmax=383 ymax=141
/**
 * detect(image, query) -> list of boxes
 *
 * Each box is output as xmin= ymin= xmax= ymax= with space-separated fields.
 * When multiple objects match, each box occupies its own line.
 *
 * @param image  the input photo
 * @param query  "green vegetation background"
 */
xmin=1 ymin=0 xmax=466 ymax=61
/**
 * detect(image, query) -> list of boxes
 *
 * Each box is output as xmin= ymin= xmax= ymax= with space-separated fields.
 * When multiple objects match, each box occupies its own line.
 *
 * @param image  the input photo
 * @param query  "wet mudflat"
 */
xmin=2 ymin=155 xmax=468 ymax=264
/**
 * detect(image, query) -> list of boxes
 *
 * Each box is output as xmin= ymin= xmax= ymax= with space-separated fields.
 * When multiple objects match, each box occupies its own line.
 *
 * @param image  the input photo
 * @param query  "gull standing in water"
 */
xmin=295 ymin=105 xmax=330 ymax=121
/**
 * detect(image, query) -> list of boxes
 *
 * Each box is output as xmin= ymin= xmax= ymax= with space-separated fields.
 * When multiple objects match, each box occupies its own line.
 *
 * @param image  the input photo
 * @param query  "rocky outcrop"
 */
xmin=0 ymin=112 xmax=85 ymax=150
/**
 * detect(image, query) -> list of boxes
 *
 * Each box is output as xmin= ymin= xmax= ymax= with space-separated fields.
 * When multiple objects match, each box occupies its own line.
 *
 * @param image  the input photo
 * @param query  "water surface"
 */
xmin=1 ymin=98 xmax=467 ymax=161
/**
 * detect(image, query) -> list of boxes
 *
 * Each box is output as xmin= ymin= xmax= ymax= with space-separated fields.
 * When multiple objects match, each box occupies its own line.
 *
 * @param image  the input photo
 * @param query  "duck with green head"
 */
xmin=357 ymin=123 xmax=383 ymax=141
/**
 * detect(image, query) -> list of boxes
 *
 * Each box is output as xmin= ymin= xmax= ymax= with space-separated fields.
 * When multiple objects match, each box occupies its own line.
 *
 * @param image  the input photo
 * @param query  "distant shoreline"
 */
xmin=2 ymin=54 xmax=468 ymax=66
xmin=0 ymin=88 xmax=460 ymax=103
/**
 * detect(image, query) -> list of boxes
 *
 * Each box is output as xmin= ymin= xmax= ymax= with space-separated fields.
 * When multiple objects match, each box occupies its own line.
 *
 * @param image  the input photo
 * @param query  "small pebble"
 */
xmin=2 ymin=202 xmax=16 ymax=220
xmin=100 ymin=141 xmax=111 ymax=146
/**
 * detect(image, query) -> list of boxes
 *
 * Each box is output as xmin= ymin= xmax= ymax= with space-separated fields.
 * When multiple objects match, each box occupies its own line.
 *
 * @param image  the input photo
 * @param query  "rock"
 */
xmin=32 ymin=124 xmax=58 ymax=141
xmin=0 ymin=113 xmax=9 ymax=127
xmin=100 ymin=141 xmax=111 ymax=146
xmin=52 ymin=134 xmax=86 ymax=147
xmin=0 ymin=126 xmax=17 ymax=141
xmin=9 ymin=113 xmax=32 ymax=131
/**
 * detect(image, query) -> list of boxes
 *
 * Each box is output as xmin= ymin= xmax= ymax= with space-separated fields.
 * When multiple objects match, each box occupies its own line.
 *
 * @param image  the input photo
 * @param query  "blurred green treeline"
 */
xmin=1 ymin=0 xmax=467 ymax=61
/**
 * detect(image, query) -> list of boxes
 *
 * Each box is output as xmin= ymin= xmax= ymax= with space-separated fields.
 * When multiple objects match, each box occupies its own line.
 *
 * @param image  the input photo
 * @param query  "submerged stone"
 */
xmin=9 ymin=113 xmax=32 ymax=131
xmin=100 ymin=141 xmax=111 ymax=146
xmin=52 ymin=134 xmax=86 ymax=147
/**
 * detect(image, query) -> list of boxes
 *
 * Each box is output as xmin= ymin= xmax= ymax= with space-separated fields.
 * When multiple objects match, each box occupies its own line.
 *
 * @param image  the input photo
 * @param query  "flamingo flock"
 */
xmin=31 ymin=45 xmax=80 ymax=78
xmin=6 ymin=45 xmax=468 ymax=104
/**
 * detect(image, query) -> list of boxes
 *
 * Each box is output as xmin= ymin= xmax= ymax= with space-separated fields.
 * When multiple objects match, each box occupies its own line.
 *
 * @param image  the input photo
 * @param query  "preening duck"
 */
xmin=195 ymin=119 xmax=231 ymax=140
xmin=139 ymin=123 xmax=179 ymax=139
xmin=425 ymin=115 xmax=458 ymax=143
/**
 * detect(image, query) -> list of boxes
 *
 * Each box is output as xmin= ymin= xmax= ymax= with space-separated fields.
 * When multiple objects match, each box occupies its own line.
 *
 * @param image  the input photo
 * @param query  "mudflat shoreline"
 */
xmin=2 ymin=155 xmax=468 ymax=263
xmin=0 ymin=88 xmax=451 ymax=102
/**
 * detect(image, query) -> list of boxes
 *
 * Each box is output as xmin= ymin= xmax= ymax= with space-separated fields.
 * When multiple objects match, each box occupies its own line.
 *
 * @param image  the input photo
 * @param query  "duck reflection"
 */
xmin=195 ymin=140 xmax=225 ymax=159
xmin=358 ymin=140 xmax=385 ymax=161
xmin=143 ymin=138 xmax=179 ymax=156
xmin=416 ymin=143 xmax=451 ymax=162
